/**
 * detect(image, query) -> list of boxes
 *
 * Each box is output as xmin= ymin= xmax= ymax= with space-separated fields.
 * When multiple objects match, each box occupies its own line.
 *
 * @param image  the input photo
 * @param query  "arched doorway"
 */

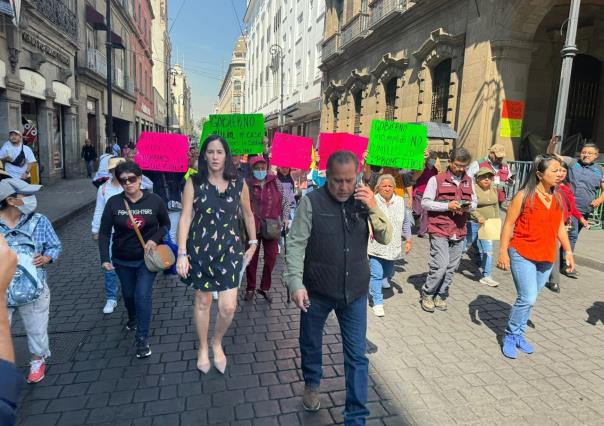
xmin=567 ymin=54 xmax=602 ymax=140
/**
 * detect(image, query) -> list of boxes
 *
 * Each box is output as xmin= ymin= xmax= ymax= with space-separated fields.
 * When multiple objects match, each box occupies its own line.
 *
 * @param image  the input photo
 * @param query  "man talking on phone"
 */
xmin=420 ymin=147 xmax=476 ymax=313
xmin=285 ymin=151 xmax=392 ymax=425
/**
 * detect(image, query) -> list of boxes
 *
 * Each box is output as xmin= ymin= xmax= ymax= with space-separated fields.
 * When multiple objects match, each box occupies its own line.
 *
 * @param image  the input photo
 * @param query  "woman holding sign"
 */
xmin=177 ymin=135 xmax=257 ymax=374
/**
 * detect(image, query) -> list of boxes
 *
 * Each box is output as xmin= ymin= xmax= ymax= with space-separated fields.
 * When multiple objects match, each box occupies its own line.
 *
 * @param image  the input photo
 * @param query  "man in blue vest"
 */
xmin=285 ymin=150 xmax=392 ymax=425
xmin=549 ymin=139 xmax=604 ymax=277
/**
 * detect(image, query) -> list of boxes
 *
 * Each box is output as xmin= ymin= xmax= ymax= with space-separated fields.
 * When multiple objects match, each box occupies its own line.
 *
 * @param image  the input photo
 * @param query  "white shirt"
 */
xmin=93 ymin=154 xmax=113 ymax=181
xmin=91 ymin=180 xmax=124 ymax=234
xmin=368 ymin=194 xmax=408 ymax=260
xmin=0 ymin=141 xmax=37 ymax=179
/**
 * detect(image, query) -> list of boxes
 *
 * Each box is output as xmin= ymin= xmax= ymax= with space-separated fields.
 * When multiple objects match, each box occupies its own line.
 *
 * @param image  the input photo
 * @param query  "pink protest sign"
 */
xmin=318 ymin=133 xmax=368 ymax=170
xmin=270 ymin=133 xmax=313 ymax=170
xmin=134 ymin=132 xmax=189 ymax=172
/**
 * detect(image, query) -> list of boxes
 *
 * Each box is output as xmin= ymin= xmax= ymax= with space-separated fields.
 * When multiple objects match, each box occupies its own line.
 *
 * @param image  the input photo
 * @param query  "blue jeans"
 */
xmin=477 ymin=239 xmax=494 ymax=278
xmin=114 ymin=259 xmax=157 ymax=340
xmin=104 ymin=239 xmax=118 ymax=300
xmin=369 ymin=256 xmax=394 ymax=306
xmin=464 ymin=221 xmax=479 ymax=253
xmin=505 ymin=248 xmax=553 ymax=336
xmin=300 ymin=294 xmax=369 ymax=425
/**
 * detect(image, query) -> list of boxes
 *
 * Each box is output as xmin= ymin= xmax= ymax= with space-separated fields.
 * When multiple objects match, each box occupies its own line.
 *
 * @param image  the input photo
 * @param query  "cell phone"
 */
xmin=459 ymin=200 xmax=471 ymax=207
xmin=356 ymin=173 xmax=364 ymax=188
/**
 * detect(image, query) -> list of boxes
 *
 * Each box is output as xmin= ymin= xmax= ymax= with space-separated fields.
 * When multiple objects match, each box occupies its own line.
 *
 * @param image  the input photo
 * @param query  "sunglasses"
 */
xmin=119 ymin=176 xmax=138 ymax=185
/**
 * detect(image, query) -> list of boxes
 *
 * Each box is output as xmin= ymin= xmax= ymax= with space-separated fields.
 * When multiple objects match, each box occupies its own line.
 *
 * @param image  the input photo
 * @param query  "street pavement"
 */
xmin=12 ymin=207 xmax=604 ymax=425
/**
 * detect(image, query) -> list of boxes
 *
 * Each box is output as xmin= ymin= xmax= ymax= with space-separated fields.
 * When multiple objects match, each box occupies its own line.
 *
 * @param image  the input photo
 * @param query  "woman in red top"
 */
xmin=497 ymin=155 xmax=575 ymax=359
xmin=546 ymin=161 xmax=590 ymax=292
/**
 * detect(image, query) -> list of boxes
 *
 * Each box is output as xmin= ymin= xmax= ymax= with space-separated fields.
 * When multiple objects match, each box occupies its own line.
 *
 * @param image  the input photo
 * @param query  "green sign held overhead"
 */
xmin=367 ymin=120 xmax=427 ymax=170
xmin=200 ymin=114 xmax=265 ymax=155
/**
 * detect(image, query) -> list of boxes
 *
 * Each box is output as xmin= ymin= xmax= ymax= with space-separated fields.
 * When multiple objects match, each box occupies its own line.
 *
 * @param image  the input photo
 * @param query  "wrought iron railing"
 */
xmin=86 ymin=48 xmax=107 ymax=78
xmin=341 ymin=13 xmax=369 ymax=47
xmin=369 ymin=0 xmax=407 ymax=27
xmin=322 ymin=33 xmax=340 ymax=61
xmin=29 ymin=0 xmax=77 ymax=39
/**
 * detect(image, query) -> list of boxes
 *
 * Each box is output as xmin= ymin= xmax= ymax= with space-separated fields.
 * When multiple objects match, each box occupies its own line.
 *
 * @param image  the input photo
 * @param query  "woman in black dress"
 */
xmin=177 ymin=135 xmax=256 ymax=374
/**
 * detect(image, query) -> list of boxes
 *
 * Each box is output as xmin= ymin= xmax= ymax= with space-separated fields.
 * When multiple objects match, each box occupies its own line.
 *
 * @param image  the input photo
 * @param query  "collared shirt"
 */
xmin=562 ymin=156 xmax=604 ymax=214
xmin=368 ymin=193 xmax=411 ymax=260
xmin=0 ymin=213 xmax=61 ymax=263
xmin=0 ymin=359 xmax=23 ymax=426
xmin=421 ymin=173 xmax=478 ymax=212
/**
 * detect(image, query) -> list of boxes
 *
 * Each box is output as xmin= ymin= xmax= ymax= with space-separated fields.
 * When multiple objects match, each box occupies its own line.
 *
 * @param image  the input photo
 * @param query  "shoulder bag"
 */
xmin=123 ymin=199 xmax=175 ymax=272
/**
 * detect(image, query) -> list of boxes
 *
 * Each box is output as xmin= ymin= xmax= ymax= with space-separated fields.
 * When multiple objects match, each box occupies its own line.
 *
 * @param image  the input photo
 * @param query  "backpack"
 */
xmin=1 ymin=213 xmax=44 ymax=307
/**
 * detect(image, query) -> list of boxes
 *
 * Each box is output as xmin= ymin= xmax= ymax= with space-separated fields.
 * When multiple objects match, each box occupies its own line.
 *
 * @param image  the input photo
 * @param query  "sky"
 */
xmin=168 ymin=0 xmax=247 ymax=123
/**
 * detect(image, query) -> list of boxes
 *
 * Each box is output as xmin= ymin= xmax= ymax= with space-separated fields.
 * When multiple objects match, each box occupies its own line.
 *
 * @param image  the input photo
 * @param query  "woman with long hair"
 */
xmin=498 ymin=155 xmax=575 ymax=359
xmin=177 ymin=135 xmax=256 ymax=374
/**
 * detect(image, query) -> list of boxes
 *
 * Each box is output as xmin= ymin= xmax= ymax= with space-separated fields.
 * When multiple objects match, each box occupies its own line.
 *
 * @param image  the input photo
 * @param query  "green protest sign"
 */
xmin=200 ymin=114 xmax=265 ymax=154
xmin=367 ymin=120 xmax=427 ymax=170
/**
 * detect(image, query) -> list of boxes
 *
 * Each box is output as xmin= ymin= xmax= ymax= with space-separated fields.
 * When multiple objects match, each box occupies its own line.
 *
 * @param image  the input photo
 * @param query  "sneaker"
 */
xmin=302 ymin=385 xmax=321 ymax=411
xmin=27 ymin=359 xmax=46 ymax=383
xmin=433 ymin=295 xmax=448 ymax=311
xmin=420 ymin=293 xmax=435 ymax=313
xmin=135 ymin=337 xmax=152 ymax=359
xmin=126 ymin=319 xmax=137 ymax=332
xmin=479 ymin=276 xmax=499 ymax=287
xmin=516 ymin=335 xmax=534 ymax=354
xmin=102 ymin=299 xmax=117 ymax=314
xmin=373 ymin=304 xmax=385 ymax=317
xmin=502 ymin=334 xmax=517 ymax=359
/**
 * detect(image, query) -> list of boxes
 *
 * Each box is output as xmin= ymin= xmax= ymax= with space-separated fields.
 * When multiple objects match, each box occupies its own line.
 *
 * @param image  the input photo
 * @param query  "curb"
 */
xmin=574 ymin=254 xmax=604 ymax=273
xmin=50 ymin=201 xmax=95 ymax=230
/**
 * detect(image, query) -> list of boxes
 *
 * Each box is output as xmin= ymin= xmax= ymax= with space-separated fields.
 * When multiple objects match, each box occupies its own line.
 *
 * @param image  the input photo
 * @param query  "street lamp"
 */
xmin=269 ymin=44 xmax=285 ymax=133
xmin=166 ymin=67 xmax=179 ymax=132
xmin=178 ymin=93 xmax=185 ymax=134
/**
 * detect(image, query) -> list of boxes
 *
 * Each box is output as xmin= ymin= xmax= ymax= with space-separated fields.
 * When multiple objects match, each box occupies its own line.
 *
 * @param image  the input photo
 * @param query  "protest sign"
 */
xmin=270 ymin=133 xmax=313 ymax=170
xmin=318 ymin=133 xmax=368 ymax=170
xmin=200 ymin=114 xmax=265 ymax=154
xmin=366 ymin=120 xmax=427 ymax=170
xmin=134 ymin=132 xmax=189 ymax=172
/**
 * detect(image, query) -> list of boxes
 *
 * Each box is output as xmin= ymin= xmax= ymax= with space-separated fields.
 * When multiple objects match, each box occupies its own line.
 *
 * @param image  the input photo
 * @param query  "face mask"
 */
xmin=427 ymin=159 xmax=436 ymax=168
xmin=17 ymin=195 xmax=37 ymax=215
xmin=253 ymin=171 xmax=267 ymax=180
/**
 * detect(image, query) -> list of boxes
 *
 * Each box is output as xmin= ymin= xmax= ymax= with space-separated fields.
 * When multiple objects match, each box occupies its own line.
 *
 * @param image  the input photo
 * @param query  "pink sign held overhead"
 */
xmin=270 ymin=133 xmax=314 ymax=170
xmin=134 ymin=132 xmax=189 ymax=172
xmin=318 ymin=133 xmax=368 ymax=170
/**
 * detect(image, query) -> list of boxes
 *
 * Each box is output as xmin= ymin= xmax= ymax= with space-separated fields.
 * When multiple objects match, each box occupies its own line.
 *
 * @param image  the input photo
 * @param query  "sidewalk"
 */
xmin=36 ymin=178 xmax=97 ymax=229
xmin=573 ymin=229 xmax=604 ymax=272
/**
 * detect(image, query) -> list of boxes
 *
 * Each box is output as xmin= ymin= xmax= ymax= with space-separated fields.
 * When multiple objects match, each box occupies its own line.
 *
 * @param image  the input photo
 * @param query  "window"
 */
xmin=274 ymin=8 xmax=281 ymax=31
xmin=332 ymin=99 xmax=339 ymax=132
xmin=431 ymin=59 xmax=452 ymax=123
xmin=234 ymin=80 xmax=242 ymax=92
xmin=232 ymin=96 xmax=241 ymax=112
xmin=306 ymin=50 xmax=312 ymax=85
xmin=335 ymin=0 xmax=344 ymax=26
xmin=296 ymin=13 xmax=303 ymax=39
xmin=385 ymin=78 xmax=397 ymax=121
xmin=266 ymin=25 xmax=271 ymax=43
xmin=295 ymin=60 xmax=302 ymax=88
xmin=353 ymin=91 xmax=362 ymax=134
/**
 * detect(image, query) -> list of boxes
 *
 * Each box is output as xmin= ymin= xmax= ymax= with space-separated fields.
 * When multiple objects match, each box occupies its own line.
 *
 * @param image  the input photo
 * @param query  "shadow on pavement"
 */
xmin=468 ymin=294 xmax=511 ymax=344
xmin=586 ymin=301 xmax=604 ymax=325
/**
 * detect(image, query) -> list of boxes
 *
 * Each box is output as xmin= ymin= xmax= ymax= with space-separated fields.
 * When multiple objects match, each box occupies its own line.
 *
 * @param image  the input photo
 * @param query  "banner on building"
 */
xmin=134 ymin=132 xmax=189 ymax=172
xmin=201 ymin=114 xmax=265 ymax=155
xmin=318 ymin=133 xmax=368 ymax=171
xmin=270 ymin=133 xmax=313 ymax=170
xmin=366 ymin=120 xmax=427 ymax=170
xmin=500 ymin=100 xmax=524 ymax=138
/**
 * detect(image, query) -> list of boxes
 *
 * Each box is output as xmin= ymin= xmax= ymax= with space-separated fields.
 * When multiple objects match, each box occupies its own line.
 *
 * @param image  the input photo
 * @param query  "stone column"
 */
xmin=0 ymin=78 xmax=24 ymax=138
xmin=63 ymin=100 xmax=79 ymax=178
xmin=37 ymin=98 xmax=54 ymax=182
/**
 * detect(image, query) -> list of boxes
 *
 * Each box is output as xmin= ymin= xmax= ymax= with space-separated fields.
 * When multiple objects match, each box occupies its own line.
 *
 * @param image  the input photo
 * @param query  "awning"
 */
xmin=86 ymin=4 xmax=106 ymax=30
xmin=111 ymin=32 xmax=125 ymax=50
xmin=418 ymin=122 xmax=459 ymax=140
xmin=0 ymin=0 xmax=13 ymax=18
xmin=0 ymin=59 xmax=6 ymax=89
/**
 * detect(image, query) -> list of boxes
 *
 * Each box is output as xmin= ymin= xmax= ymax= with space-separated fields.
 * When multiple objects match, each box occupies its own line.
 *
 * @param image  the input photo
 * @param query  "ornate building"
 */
xmin=216 ymin=36 xmax=246 ymax=115
xmin=320 ymin=0 xmax=604 ymax=159
xmin=151 ymin=0 xmax=170 ymax=133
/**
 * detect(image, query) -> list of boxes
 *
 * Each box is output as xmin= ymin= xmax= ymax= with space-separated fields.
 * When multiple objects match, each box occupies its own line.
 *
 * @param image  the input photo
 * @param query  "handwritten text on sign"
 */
xmin=367 ymin=121 xmax=427 ymax=170
xmin=270 ymin=133 xmax=313 ymax=170
xmin=134 ymin=132 xmax=189 ymax=172
xmin=201 ymin=114 xmax=265 ymax=155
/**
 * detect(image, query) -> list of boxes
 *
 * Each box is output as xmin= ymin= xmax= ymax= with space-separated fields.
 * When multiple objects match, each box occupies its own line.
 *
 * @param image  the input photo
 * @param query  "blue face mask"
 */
xmin=253 ymin=170 xmax=267 ymax=180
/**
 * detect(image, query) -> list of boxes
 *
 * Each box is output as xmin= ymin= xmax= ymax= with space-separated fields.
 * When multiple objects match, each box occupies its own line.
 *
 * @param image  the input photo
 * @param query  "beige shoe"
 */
xmin=420 ymin=293 xmax=435 ymax=313
xmin=433 ymin=295 xmax=448 ymax=311
xmin=302 ymin=385 xmax=321 ymax=411
xmin=373 ymin=304 xmax=385 ymax=317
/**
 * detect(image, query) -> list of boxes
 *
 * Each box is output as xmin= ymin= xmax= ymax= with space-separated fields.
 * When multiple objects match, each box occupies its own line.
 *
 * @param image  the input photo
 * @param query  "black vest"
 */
xmin=302 ymin=187 xmax=370 ymax=305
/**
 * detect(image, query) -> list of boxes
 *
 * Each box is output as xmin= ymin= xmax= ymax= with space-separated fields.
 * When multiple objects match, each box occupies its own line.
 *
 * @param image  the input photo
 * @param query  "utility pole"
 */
xmin=270 ymin=44 xmax=284 ymax=132
xmin=552 ymin=0 xmax=581 ymax=154
xmin=105 ymin=0 xmax=113 ymax=149
xmin=166 ymin=64 xmax=171 ymax=132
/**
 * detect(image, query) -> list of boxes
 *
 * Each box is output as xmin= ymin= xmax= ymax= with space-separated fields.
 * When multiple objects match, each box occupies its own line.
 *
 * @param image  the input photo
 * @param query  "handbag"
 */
xmin=261 ymin=218 xmax=282 ymax=240
xmin=123 ymin=199 xmax=175 ymax=272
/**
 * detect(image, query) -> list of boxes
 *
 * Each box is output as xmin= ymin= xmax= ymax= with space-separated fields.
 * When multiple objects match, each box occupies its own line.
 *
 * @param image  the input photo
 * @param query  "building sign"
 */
xmin=21 ymin=31 xmax=70 ymax=66
xmin=142 ymin=104 xmax=152 ymax=116
xmin=19 ymin=69 xmax=46 ymax=100
xmin=52 ymin=81 xmax=71 ymax=106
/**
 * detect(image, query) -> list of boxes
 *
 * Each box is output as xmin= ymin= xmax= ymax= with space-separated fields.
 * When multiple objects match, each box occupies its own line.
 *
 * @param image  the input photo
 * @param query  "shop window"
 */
xmin=52 ymin=106 xmax=64 ymax=171
xmin=385 ymin=78 xmax=397 ymax=121
xmin=431 ymin=59 xmax=451 ymax=123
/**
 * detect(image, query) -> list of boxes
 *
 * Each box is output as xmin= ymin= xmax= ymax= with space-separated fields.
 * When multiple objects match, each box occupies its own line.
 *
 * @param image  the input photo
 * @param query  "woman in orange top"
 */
xmin=497 ymin=155 xmax=575 ymax=359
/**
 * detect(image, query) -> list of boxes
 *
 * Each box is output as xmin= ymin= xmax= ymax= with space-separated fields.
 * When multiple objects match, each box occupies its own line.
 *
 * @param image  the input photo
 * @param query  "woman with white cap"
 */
xmin=0 ymin=178 xmax=62 ymax=383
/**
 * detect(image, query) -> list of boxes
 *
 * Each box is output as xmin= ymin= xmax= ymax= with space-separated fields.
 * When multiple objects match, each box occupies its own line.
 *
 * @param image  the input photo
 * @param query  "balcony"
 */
xmin=340 ymin=13 xmax=369 ymax=48
xmin=86 ymin=48 xmax=107 ymax=78
xmin=322 ymin=33 xmax=341 ymax=61
xmin=29 ymin=0 xmax=77 ymax=39
xmin=369 ymin=0 xmax=407 ymax=27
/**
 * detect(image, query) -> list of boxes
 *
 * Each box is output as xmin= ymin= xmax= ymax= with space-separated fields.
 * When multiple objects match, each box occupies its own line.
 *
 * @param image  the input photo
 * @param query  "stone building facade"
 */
xmin=132 ymin=0 xmax=154 ymax=140
xmin=170 ymin=64 xmax=192 ymax=136
xmin=0 ymin=0 xmax=79 ymax=184
xmin=216 ymin=36 xmax=247 ymax=115
xmin=151 ymin=0 xmax=169 ymax=132
xmin=321 ymin=0 xmax=604 ymax=160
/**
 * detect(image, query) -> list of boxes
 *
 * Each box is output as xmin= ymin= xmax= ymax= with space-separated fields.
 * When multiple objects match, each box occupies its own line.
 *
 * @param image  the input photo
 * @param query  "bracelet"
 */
xmin=248 ymin=240 xmax=258 ymax=245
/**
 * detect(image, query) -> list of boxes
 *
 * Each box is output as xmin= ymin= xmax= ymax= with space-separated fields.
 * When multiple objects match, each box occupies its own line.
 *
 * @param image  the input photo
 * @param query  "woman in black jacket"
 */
xmin=99 ymin=161 xmax=170 ymax=359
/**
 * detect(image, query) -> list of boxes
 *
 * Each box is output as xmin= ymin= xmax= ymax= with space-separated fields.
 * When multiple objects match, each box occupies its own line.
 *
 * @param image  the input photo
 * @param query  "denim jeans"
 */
xmin=114 ymin=259 xmax=158 ymax=339
xmin=464 ymin=221 xmax=479 ymax=253
xmin=505 ymin=248 xmax=553 ymax=336
xmin=477 ymin=239 xmax=494 ymax=278
xmin=565 ymin=216 xmax=585 ymax=267
xmin=300 ymin=294 xmax=369 ymax=425
xmin=368 ymin=256 xmax=394 ymax=306
xmin=104 ymin=239 xmax=118 ymax=301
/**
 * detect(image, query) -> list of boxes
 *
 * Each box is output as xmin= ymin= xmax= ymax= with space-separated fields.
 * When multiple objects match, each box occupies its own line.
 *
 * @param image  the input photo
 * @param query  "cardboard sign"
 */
xmin=318 ymin=133 xmax=368 ymax=170
xmin=366 ymin=120 xmax=427 ymax=171
xmin=270 ymin=133 xmax=313 ymax=170
xmin=134 ymin=132 xmax=189 ymax=172
xmin=502 ymin=100 xmax=525 ymax=120
xmin=500 ymin=118 xmax=523 ymax=138
xmin=478 ymin=217 xmax=502 ymax=240
xmin=201 ymin=114 xmax=265 ymax=155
